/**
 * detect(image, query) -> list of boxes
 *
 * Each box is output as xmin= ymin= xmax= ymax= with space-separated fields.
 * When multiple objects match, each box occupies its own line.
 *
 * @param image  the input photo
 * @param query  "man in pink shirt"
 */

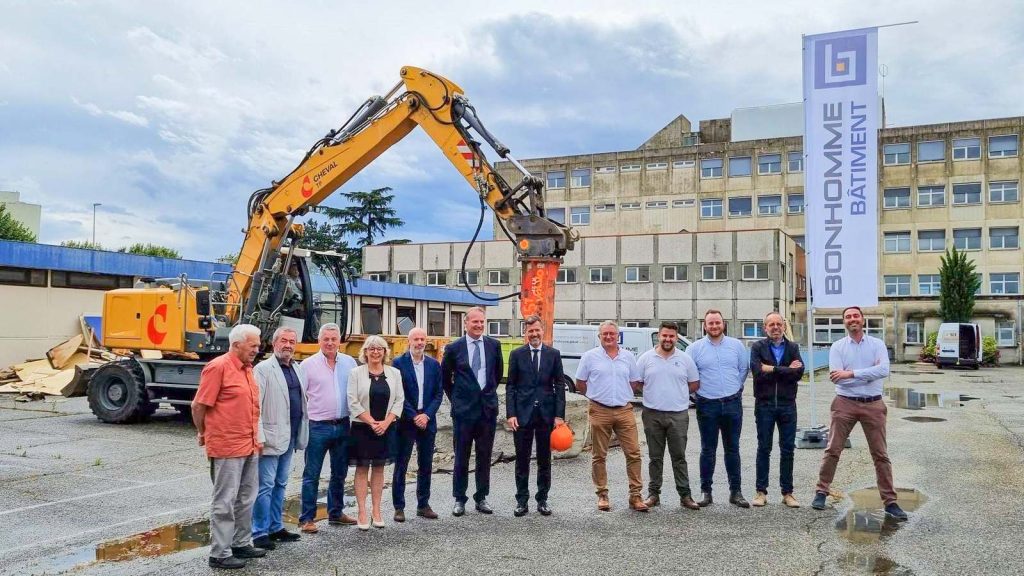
xmin=296 ymin=323 xmax=358 ymax=533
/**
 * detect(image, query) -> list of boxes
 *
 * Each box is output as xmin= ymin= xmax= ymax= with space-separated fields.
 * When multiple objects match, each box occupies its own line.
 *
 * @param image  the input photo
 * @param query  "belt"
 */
xmin=696 ymin=390 xmax=743 ymax=403
xmin=841 ymin=395 xmax=882 ymax=403
xmin=311 ymin=417 xmax=349 ymax=425
xmin=589 ymin=399 xmax=628 ymax=410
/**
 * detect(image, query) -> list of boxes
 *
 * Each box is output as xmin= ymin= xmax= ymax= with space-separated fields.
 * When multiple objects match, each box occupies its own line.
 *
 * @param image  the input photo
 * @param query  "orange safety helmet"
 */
xmin=550 ymin=423 xmax=575 ymax=452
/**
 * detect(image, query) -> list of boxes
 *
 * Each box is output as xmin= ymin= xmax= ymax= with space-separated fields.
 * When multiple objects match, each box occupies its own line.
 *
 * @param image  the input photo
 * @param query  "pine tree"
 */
xmin=939 ymin=247 xmax=981 ymax=322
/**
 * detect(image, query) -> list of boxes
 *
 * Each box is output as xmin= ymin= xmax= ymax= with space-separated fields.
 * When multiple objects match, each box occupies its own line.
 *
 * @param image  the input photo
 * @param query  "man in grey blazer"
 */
xmin=252 ymin=327 xmax=308 ymax=549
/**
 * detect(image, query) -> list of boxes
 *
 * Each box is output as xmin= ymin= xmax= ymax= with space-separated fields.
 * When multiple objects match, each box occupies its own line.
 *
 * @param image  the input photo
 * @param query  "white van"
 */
xmin=936 ymin=322 xmax=982 ymax=369
xmin=553 ymin=324 xmax=692 ymax=386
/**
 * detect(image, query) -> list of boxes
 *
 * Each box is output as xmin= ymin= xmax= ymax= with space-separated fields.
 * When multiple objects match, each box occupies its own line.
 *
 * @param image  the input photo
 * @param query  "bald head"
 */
xmin=408 ymin=327 xmax=427 ymax=358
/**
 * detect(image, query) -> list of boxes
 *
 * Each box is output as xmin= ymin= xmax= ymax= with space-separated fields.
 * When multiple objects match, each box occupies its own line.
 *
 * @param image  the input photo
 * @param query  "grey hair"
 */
xmin=358 ymin=334 xmax=391 ymax=364
xmin=272 ymin=326 xmax=298 ymax=342
xmin=763 ymin=311 xmax=785 ymax=324
xmin=598 ymin=320 xmax=618 ymax=332
xmin=229 ymin=324 xmax=261 ymax=345
xmin=466 ymin=306 xmax=486 ymax=319
xmin=318 ymin=322 xmax=341 ymax=339
xmin=408 ymin=326 xmax=427 ymax=338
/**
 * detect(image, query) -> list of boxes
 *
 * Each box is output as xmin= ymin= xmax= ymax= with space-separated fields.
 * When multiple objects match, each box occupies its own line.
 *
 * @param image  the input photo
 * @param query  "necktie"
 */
xmin=471 ymin=340 xmax=484 ymax=389
xmin=532 ymin=348 xmax=540 ymax=374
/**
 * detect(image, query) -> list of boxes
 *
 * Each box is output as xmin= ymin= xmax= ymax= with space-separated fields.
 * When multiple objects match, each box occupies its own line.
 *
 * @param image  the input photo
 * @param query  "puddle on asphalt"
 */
xmin=837 ymin=552 xmax=913 ymax=575
xmin=902 ymin=416 xmax=947 ymax=423
xmin=835 ymin=487 xmax=927 ymax=545
xmin=885 ymin=387 xmax=962 ymax=410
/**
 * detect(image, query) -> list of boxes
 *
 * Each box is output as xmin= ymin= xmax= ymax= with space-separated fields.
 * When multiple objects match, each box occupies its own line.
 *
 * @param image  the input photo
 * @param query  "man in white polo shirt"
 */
xmin=637 ymin=321 xmax=701 ymax=511
xmin=575 ymin=320 xmax=647 ymax=512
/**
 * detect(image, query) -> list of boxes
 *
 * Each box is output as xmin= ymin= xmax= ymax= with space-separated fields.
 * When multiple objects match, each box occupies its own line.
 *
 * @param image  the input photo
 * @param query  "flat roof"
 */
xmin=0 ymin=240 xmax=497 ymax=306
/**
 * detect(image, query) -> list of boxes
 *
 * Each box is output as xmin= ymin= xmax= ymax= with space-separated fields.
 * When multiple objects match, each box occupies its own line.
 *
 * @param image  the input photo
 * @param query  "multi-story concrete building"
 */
xmin=362 ymin=229 xmax=805 ymax=343
xmin=486 ymin=104 xmax=1022 ymax=363
xmin=0 ymin=191 xmax=42 ymax=237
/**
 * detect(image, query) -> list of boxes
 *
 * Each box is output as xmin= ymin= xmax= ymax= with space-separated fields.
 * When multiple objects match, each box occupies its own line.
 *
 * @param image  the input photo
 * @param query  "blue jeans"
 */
xmin=252 ymin=441 xmax=294 ymax=539
xmin=300 ymin=419 xmax=349 ymax=523
xmin=755 ymin=401 xmax=797 ymax=495
xmin=695 ymin=396 xmax=743 ymax=493
xmin=392 ymin=420 xmax=437 ymax=510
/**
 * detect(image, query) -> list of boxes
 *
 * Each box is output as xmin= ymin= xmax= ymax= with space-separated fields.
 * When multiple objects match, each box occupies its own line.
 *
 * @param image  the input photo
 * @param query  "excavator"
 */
xmin=87 ymin=66 xmax=576 ymax=423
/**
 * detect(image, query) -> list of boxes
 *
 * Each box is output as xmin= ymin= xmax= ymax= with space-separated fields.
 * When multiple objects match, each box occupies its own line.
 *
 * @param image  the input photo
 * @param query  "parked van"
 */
xmin=936 ymin=322 xmax=982 ymax=369
xmin=499 ymin=324 xmax=693 ymax=386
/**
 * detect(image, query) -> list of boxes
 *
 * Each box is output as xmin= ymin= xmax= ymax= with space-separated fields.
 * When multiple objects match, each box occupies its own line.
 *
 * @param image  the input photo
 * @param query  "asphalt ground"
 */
xmin=1 ymin=364 xmax=1023 ymax=575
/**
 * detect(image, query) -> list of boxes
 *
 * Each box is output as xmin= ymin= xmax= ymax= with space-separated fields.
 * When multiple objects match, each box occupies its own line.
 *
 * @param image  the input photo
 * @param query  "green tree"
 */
xmin=216 ymin=252 xmax=239 ymax=265
xmin=982 ymin=335 xmax=1000 ymax=365
xmin=335 ymin=187 xmax=404 ymax=247
xmin=300 ymin=218 xmax=358 ymax=271
xmin=939 ymin=247 xmax=981 ymax=322
xmin=118 ymin=243 xmax=182 ymax=259
xmin=60 ymin=240 xmax=104 ymax=250
xmin=0 ymin=204 xmax=37 ymax=242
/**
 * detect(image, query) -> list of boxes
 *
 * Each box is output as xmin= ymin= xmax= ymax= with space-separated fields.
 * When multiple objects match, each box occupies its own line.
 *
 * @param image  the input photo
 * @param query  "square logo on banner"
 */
xmin=814 ymin=34 xmax=867 ymax=89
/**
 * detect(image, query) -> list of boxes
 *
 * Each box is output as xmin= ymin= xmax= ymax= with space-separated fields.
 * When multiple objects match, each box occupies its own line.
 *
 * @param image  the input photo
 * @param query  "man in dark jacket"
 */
xmin=749 ymin=311 xmax=804 ymax=508
xmin=441 ymin=307 xmax=503 ymax=517
xmin=506 ymin=315 xmax=566 ymax=517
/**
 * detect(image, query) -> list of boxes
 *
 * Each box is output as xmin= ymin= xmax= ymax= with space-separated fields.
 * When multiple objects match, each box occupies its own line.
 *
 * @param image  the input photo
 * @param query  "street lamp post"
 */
xmin=92 ymin=203 xmax=102 ymax=245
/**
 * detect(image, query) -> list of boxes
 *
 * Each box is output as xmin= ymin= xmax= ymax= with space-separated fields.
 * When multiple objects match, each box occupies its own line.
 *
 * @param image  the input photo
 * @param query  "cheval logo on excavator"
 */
xmin=300 ymin=175 xmax=313 ymax=198
xmin=146 ymin=303 xmax=168 ymax=345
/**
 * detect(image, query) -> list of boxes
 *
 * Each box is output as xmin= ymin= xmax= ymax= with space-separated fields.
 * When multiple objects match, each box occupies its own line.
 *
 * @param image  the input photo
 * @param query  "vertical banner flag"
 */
xmin=803 ymin=27 xmax=879 ymax=308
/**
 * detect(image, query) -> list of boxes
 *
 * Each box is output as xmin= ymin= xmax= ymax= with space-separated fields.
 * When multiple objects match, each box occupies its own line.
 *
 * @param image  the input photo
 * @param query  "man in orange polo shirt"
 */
xmin=193 ymin=324 xmax=266 ymax=570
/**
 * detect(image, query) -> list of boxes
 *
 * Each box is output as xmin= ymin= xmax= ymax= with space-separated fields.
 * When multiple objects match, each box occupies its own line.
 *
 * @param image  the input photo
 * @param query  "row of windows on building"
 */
xmin=882 ymin=272 xmax=1020 ymax=296
xmin=367 ymin=262 xmax=776 ymax=286
xmin=882 ymin=227 xmax=1019 ymax=253
xmin=0 ymin=266 xmax=134 ymax=290
xmin=882 ymin=181 xmax=1019 ymax=208
xmin=478 ymin=315 xmax=1018 ymax=348
xmin=546 ymin=194 xmax=805 ymax=225
xmin=539 ymin=135 xmax=1023 ymax=190
xmin=882 ymin=135 xmax=1019 ymax=165
xmin=540 ymin=152 xmax=806 ymax=189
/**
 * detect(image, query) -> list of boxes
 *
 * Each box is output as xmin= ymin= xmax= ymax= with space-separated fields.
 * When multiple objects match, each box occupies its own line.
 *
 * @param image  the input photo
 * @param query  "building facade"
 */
xmin=362 ymin=229 xmax=805 ymax=342
xmin=489 ymin=106 xmax=1022 ymax=363
xmin=0 ymin=191 xmax=42 ymax=237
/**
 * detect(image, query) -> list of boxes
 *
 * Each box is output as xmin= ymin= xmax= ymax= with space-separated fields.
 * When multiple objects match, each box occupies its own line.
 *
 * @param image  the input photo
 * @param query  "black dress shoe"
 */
xmin=209 ymin=556 xmax=246 ymax=569
xmin=729 ymin=492 xmax=751 ymax=508
xmin=452 ymin=501 xmax=466 ymax=517
xmin=475 ymin=499 xmax=494 ymax=514
xmin=698 ymin=492 xmax=713 ymax=507
xmin=537 ymin=501 xmax=552 ymax=516
xmin=394 ymin=509 xmax=406 ymax=523
xmin=811 ymin=492 xmax=828 ymax=510
xmin=269 ymin=529 xmax=300 ymax=542
xmin=230 ymin=545 xmax=267 ymax=559
xmin=252 ymin=536 xmax=276 ymax=550
xmin=514 ymin=503 xmax=528 ymax=517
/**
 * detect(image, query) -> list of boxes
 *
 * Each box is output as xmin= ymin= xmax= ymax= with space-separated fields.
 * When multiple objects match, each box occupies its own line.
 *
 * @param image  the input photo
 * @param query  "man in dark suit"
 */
xmin=749 ymin=311 xmax=805 ymax=509
xmin=506 ymin=315 xmax=566 ymax=517
xmin=391 ymin=327 xmax=444 ymax=522
xmin=441 ymin=306 xmax=503 ymax=516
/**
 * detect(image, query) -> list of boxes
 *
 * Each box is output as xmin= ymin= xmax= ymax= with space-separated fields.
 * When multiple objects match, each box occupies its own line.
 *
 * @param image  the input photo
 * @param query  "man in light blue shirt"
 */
xmin=686 ymin=310 xmax=751 ymax=508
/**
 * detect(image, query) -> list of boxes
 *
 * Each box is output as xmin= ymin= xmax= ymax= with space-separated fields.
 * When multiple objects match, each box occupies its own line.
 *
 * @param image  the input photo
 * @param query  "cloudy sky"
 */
xmin=2 ymin=0 xmax=1022 ymax=261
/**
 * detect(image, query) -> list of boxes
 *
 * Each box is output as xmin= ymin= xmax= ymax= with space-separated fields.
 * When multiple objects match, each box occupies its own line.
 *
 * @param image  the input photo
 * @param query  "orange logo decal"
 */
xmin=147 ymin=303 xmax=168 ymax=345
xmin=300 ymin=175 xmax=313 ymax=198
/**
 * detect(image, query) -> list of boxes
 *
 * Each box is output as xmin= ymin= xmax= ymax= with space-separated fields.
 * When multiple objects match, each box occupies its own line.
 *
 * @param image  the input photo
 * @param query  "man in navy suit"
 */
xmin=441 ymin=306 xmax=503 ymax=517
xmin=391 ymin=327 xmax=444 ymax=522
xmin=506 ymin=315 xmax=566 ymax=517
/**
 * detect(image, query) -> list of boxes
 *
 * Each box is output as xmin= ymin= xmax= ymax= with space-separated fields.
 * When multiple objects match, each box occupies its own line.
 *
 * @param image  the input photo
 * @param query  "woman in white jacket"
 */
xmin=348 ymin=335 xmax=404 ymax=530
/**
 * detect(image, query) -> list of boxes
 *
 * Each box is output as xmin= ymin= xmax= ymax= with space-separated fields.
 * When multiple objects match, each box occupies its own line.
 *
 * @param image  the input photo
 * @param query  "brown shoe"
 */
xmin=393 ymin=510 xmax=405 ymax=523
xmin=629 ymin=496 xmax=649 ymax=512
xmin=681 ymin=496 xmax=700 ymax=510
xmin=328 ymin=513 xmax=357 ymax=526
xmin=597 ymin=494 xmax=611 ymax=512
xmin=416 ymin=506 xmax=439 ymax=519
xmin=299 ymin=521 xmax=319 ymax=534
xmin=752 ymin=491 xmax=768 ymax=507
xmin=783 ymin=494 xmax=801 ymax=508
xmin=643 ymin=494 xmax=660 ymax=508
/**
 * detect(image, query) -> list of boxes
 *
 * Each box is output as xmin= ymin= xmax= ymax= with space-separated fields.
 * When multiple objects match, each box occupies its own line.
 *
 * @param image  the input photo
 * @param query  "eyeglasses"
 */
xmin=366 ymin=346 xmax=386 ymax=352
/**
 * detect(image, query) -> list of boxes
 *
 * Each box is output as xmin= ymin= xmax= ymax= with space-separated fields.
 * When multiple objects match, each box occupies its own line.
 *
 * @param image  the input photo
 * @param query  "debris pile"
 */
xmin=0 ymin=316 xmax=116 ymax=401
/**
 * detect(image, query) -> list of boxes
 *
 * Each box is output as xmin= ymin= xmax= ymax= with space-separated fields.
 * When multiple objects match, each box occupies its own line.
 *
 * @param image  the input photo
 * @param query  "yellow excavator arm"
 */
xmin=231 ymin=66 xmax=575 ymax=343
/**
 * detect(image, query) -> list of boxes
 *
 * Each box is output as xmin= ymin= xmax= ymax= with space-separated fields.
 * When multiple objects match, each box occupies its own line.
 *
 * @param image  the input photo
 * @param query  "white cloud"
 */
xmin=71 ymin=96 xmax=149 ymax=127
